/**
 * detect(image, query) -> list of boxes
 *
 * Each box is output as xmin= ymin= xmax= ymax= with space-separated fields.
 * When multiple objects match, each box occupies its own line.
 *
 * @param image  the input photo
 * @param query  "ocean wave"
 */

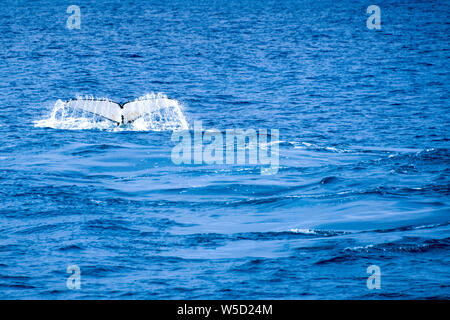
xmin=288 ymin=228 xmax=348 ymax=237
xmin=289 ymin=141 xmax=431 ymax=156
xmin=344 ymin=237 xmax=450 ymax=253
xmin=372 ymin=221 xmax=450 ymax=234
xmin=290 ymin=141 xmax=352 ymax=153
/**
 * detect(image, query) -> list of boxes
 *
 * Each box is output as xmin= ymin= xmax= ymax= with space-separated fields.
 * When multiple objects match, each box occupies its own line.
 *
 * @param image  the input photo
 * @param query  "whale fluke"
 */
xmin=64 ymin=99 xmax=123 ymax=124
xmin=64 ymin=97 xmax=181 ymax=125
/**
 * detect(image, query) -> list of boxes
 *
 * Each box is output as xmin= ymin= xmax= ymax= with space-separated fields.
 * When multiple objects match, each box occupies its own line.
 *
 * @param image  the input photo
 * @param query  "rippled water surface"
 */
xmin=0 ymin=0 xmax=449 ymax=299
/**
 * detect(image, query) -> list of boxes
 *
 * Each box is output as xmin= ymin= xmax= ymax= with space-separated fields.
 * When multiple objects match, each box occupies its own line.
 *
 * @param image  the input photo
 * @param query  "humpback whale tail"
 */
xmin=34 ymin=93 xmax=189 ymax=131
xmin=64 ymin=96 xmax=183 ymax=126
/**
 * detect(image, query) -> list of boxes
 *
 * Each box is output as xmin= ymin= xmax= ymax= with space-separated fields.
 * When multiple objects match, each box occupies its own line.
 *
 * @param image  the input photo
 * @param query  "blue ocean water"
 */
xmin=0 ymin=0 xmax=449 ymax=299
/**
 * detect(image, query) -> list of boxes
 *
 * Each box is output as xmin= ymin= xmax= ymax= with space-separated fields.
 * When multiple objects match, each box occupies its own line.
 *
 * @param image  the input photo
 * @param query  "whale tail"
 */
xmin=64 ymin=97 xmax=181 ymax=125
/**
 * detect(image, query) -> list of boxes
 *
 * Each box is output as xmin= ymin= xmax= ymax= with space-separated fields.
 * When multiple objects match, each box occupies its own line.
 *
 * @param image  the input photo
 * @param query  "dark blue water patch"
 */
xmin=58 ymin=244 xmax=84 ymax=252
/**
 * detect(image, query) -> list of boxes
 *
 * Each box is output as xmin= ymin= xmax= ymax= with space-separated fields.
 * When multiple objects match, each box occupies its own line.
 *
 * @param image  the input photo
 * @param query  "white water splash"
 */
xmin=288 ymin=228 xmax=317 ymax=234
xmin=34 ymin=92 xmax=189 ymax=131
